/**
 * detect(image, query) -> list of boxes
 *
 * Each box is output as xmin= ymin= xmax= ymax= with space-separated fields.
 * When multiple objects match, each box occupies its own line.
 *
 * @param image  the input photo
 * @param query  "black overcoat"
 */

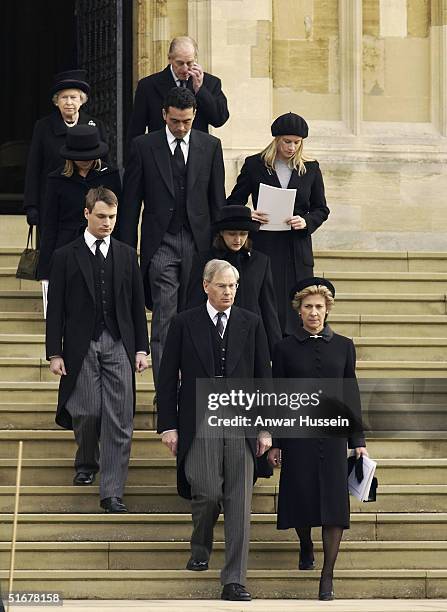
xmin=119 ymin=128 xmax=226 ymax=308
xmin=227 ymin=154 xmax=330 ymax=335
xmin=126 ymin=65 xmax=229 ymax=149
xmin=38 ymin=163 xmax=122 ymax=279
xmin=272 ymin=325 xmax=365 ymax=529
xmin=24 ymin=110 xmax=108 ymax=225
xmin=46 ymin=236 xmax=149 ymax=430
xmin=157 ymin=304 xmax=272 ymax=499
xmin=185 ymin=247 xmax=282 ymax=355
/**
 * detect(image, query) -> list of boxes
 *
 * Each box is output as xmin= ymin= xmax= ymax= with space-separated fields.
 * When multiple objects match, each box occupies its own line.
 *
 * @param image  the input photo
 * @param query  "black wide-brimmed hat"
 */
xmin=289 ymin=276 xmax=336 ymax=300
xmin=59 ymin=125 xmax=108 ymax=161
xmin=271 ymin=112 xmax=308 ymax=138
xmin=51 ymin=69 xmax=90 ymax=96
xmin=212 ymin=205 xmax=261 ymax=233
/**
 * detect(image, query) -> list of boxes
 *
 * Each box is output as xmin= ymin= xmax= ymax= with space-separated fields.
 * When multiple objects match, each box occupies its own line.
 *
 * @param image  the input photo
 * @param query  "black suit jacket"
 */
xmin=157 ymin=305 xmax=272 ymax=499
xmin=46 ymin=236 xmax=149 ymax=429
xmin=119 ymin=128 xmax=226 ymax=308
xmin=126 ymin=65 xmax=229 ymax=150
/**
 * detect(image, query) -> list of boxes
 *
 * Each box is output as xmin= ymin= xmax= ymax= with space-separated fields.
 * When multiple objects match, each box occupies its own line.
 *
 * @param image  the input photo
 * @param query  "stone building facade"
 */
xmin=133 ymin=0 xmax=447 ymax=251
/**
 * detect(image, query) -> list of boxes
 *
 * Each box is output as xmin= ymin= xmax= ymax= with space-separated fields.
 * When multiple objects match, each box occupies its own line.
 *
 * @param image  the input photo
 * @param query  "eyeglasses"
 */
xmin=210 ymin=283 xmax=239 ymax=291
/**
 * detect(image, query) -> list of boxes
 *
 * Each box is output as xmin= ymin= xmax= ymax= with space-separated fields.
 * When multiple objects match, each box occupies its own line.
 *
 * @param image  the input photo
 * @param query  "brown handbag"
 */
xmin=16 ymin=226 xmax=39 ymax=281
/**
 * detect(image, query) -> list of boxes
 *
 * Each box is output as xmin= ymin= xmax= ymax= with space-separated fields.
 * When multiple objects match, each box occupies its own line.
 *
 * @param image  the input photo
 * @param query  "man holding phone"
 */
xmin=126 ymin=36 xmax=229 ymax=152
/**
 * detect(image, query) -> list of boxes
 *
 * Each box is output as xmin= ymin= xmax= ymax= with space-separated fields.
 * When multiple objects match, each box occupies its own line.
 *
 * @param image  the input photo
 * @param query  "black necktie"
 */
xmin=179 ymin=80 xmax=187 ymax=88
xmin=216 ymin=312 xmax=225 ymax=338
xmin=173 ymin=138 xmax=186 ymax=171
xmin=95 ymin=239 xmax=105 ymax=263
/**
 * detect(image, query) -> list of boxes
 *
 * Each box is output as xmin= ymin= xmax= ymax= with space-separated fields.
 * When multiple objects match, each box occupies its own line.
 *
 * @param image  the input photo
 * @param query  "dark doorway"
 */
xmin=0 ymin=0 xmax=133 ymax=214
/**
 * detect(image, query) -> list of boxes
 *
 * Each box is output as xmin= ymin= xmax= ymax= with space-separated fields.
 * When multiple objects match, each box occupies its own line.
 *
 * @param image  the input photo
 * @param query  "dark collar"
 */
xmin=294 ymin=324 xmax=333 ymax=343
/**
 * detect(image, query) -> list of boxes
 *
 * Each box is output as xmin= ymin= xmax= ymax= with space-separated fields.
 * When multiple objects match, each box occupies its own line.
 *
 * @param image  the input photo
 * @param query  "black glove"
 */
xmin=26 ymin=207 xmax=39 ymax=226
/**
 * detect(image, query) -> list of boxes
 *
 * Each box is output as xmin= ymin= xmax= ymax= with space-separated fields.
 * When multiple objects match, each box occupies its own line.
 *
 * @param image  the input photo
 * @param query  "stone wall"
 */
xmin=133 ymin=0 xmax=447 ymax=251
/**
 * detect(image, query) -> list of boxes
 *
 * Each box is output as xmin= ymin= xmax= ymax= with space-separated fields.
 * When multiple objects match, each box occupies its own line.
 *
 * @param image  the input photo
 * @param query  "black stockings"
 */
xmin=295 ymin=525 xmax=344 ymax=591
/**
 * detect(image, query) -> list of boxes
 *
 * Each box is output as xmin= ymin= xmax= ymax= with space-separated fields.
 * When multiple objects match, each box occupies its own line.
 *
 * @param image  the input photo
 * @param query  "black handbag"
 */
xmin=16 ymin=226 xmax=39 ymax=281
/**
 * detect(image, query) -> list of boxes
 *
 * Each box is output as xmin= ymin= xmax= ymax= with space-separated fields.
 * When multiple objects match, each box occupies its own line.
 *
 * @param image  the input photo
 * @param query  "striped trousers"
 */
xmin=65 ymin=329 xmax=133 ymax=500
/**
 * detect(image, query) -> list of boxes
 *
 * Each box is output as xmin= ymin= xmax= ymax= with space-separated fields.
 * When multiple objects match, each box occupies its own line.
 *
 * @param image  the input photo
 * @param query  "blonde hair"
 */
xmin=62 ymin=159 xmax=101 ymax=178
xmin=261 ymin=136 xmax=314 ymax=176
xmin=292 ymin=285 xmax=334 ymax=314
xmin=52 ymin=89 xmax=88 ymax=106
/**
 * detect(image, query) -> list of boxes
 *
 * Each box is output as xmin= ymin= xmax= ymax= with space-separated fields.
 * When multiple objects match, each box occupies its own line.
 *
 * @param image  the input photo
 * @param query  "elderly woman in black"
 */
xmin=185 ymin=205 xmax=282 ymax=354
xmin=24 ymin=69 xmax=108 ymax=231
xmin=37 ymin=125 xmax=121 ymax=280
xmin=227 ymin=113 xmax=329 ymax=336
xmin=268 ymin=277 xmax=367 ymax=601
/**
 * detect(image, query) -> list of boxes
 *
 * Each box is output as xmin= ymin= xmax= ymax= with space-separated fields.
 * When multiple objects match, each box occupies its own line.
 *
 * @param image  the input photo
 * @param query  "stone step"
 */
xmin=315 ymin=251 xmax=447 ymax=273
xmin=0 ymin=314 xmax=446 ymax=342
xmin=356 ymin=361 xmax=447 ymax=378
xmin=0 ymin=513 xmax=446 ymax=542
xmin=2 ymin=430 xmax=447 ymax=459
xmin=0 ymin=484 xmax=446 ymax=514
xmin=0 ymin=381 xmax=154 ymax=403
xmin=2 ymin=400 xmax=445 ymax=432
xmin=2 ymin=331 xmax=447 ymax=364
xmin=0 ymin=458 xmax=445 ymax=487
xmin=334 ymin=294 xmax=447 ymax=315
xmin=0 ymin=484 xmax=276 ymax=514
xmin=1 ymin=540 xmax=447 ymax=571
xmin=0 ymin=291 xmax=42 ymax=312
xmin=0 ymin=403 xmax=155 ymax=430
xmin=314 ymin=271 xmax=447 ymax=293
xmin=0 ymin=568 xmax=444 ymax=598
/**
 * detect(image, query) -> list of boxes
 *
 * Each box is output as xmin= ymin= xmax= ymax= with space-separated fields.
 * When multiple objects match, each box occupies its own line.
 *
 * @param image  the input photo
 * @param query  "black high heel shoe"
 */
xmin=298 ymin=544 xmax=315 ymax=570
xmin=318 ymin=576 xmax=334 ymax=601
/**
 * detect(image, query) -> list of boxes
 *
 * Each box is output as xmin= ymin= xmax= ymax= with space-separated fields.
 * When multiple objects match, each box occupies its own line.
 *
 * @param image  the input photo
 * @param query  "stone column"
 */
xmin=339 ymin=0 xmax=362 ymax=135
xmin=431 ymin=0 xmax=447 ymax=135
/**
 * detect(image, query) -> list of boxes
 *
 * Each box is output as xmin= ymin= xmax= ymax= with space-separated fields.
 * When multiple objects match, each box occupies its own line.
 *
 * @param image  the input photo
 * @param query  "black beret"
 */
xmin=289 ymin=277 xmax=335 ymax=300
xmin=271 ymin=112 xmax=309 ymax=138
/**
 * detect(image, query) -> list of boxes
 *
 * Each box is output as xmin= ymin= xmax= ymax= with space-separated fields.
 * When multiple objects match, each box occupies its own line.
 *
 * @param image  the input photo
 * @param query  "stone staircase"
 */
xmin=0 ymin=243 xmax=447 ymax=599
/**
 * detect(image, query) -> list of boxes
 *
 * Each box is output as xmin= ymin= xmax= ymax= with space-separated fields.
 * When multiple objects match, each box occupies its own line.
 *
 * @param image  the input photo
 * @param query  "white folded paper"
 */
xmin=257 ymin=183 xmax=296 ymax=231
xmin=348 ymin=454 xmax=377 ymax=502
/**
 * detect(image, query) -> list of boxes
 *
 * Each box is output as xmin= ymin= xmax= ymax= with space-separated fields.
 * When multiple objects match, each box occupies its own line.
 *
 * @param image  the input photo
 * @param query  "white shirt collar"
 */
xmin=84 ymin=229 xmax=111 ymax=249
xmin=206 ymin=301 xmax=231 ymax=321
xmin=165 ymin=125 xmax=191 ymax=146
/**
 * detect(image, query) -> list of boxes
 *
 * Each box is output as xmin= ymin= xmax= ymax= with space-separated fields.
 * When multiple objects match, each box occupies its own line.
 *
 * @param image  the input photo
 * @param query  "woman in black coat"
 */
xmin=185 ymin=205 xmax=282 ymax=355
xmin=24 ymin=69 xmax=108 ymax=231
xmin=227 ymin=113 xmax=329 ymax=336
xmin=268 ymin=277 xmax=367 ymax=601
xmin=38 ymin=125 xmax=121 ymax=280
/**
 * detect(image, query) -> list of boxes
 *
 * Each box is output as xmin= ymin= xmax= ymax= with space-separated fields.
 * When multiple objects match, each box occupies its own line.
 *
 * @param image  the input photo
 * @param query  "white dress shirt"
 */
xmin=84 ymin=229 xmax=110 ymax=258
xmin=170 ymin=64 xmax=190 ymax=88
xmin=165 ymin=126 xmax=190 ymax=164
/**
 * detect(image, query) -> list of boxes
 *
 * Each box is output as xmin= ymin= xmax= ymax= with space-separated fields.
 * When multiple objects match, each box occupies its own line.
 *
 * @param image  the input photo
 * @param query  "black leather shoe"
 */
xmin=100 ymin=497 xmax=128 ymax=513
xmin=186 ymin=558 xmax=209 ymax=571
xmin=73 ymin=472 xmax=95 ymax=486
xmin=299 ymin=545 xmax=315 ymax=570
xmin=318 ymin=576 xmax=334 ymax=601
xmin=221 ymin=583 xmax=251 ymax=601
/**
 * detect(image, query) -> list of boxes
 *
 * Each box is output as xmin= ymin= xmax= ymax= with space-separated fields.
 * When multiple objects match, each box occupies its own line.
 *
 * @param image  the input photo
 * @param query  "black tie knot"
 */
xmin=179 ymin=80 xmax=187 ymax=88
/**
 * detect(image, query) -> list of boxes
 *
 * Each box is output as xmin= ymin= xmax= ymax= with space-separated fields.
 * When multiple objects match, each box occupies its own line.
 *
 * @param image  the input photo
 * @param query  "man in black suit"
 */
xmin=46 ymin=186 xmax=149 ymax=513
xmin=157 ymin=259 xmax=272 ymax=601
xmin=119 ymin=87 xmax=225 ymax=386
xmin=126 ymin=35 xmax=229 ymax=149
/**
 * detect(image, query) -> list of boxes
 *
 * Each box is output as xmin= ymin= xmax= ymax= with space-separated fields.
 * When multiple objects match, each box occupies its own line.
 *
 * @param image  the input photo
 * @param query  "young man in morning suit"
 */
xmin=157 ymin=259 xmax=272 ymax=601
xmin=46 ymin=187 xmax=149 ymax=513
xmin=119 ymin=87 xmax=225 ymax=387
